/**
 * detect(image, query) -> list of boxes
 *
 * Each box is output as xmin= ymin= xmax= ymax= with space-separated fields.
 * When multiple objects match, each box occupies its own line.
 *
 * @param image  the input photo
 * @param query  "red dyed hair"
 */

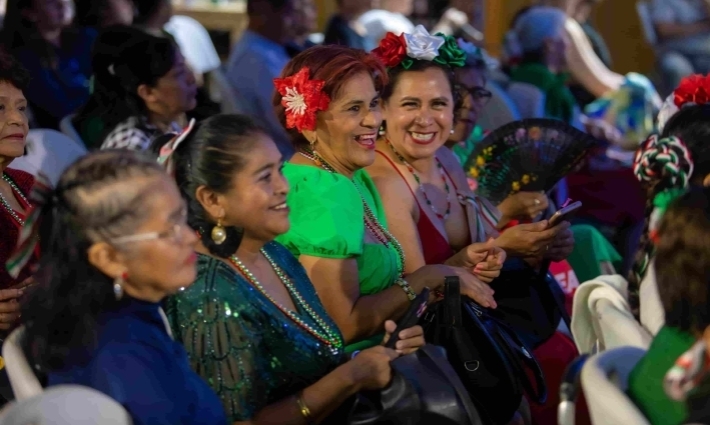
xmin=273 ymin=45 xmax=388 ymax=149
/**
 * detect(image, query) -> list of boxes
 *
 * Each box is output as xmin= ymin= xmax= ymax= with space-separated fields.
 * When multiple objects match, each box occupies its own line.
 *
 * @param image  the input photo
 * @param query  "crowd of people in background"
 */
xmin=0 ymin=0 xmax=709 ymax=424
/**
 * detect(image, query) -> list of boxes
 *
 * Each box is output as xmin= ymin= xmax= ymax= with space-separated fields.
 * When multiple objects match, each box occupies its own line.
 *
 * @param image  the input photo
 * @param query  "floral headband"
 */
xmin=157 ymin=118 xmax=196 ymax=176
xmin=273 ymin=67 xmax=331 ymax=133
xmin=372 ymin=25 xmax=467 ymax=70
xmin=658 ymin=73 xmax=710 ymax=132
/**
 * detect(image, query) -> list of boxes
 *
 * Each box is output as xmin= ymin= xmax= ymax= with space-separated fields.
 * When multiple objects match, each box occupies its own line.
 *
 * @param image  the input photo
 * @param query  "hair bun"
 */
xmin=633 ymin=135 xmax=694 ymax=189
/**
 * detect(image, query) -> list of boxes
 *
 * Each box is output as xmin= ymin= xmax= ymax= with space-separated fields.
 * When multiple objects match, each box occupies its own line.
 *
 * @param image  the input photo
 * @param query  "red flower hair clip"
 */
xmin=372 ymin=32 xmax=408 ymax=68
xmin=673 ymin=73 xmax=710 ymax=108
xmin=273 ymin=67 xmax=330 ymax=132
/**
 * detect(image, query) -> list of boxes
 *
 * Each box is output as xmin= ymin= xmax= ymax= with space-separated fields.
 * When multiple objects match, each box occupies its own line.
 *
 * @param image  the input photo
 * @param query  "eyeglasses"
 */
xmin=461 ymin=86 xmax=492 ymax=106
xmin=111 ymin=222 xmax=190 ymax=245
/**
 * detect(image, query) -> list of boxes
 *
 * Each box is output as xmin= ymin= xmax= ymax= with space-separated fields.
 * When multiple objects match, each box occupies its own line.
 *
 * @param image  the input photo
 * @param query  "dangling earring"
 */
xmin=211 ymin=218 xmax=227 ymax=245
xmin=114 ymin=272 xmax=126 ymax=300
xmin=379 ymin=125 xmax=386 ymax=136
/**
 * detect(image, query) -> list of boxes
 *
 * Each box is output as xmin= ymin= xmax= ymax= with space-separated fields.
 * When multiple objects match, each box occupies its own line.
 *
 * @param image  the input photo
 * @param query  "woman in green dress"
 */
xmin=159 ymin=114 xmax=425 ymax=423
xmin=272 ymin=44 xmax=496 ymax=354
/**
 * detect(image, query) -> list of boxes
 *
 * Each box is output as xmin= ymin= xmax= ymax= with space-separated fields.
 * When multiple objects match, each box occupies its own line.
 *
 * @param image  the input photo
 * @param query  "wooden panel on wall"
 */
xmin=589 ymin=1 xmax=655 ymax=75
xmin=483 ymin=0 xmax=530 ymax=57
xmin=315 ymin=0 xmax=336 ymax=31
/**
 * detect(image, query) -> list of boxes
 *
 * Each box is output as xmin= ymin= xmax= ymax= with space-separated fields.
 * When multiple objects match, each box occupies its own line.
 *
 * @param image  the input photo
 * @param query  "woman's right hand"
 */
xmin=0 ymin=288 xmax=24 ymax=330
xmin=494 ymin=220 xmax=569 ymax=258
xmin=346 ymin=346 xmax=400 ymax=391
xmin=407 ymin=264 xmax=496 ymax=308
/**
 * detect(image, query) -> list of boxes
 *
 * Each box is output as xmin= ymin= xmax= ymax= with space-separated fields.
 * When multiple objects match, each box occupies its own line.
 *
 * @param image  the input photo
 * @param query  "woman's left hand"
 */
xmin=543 ymin=226 xmax=575 ymax=262
xmin=473 ymin=244 xmax=507 ymax=283
xmin=382 ymin=320 xmax=425 ymax=355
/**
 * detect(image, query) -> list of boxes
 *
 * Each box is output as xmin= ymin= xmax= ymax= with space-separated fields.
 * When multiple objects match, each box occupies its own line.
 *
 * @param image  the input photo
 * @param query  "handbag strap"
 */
xmin=493 ymin=317 xmax=548 ymax=404
xmin=443 ymin=277 xmax=462 ymax=326
xmin=536 ymin=261 xmax=572 ymax=332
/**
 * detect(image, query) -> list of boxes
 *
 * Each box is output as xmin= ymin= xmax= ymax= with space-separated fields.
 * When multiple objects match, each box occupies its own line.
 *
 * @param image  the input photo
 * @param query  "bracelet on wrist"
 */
xmin=395 ymin=277 xmax=416 ymax=301
xmin=296 ymin=391 xmax=313 ymax=424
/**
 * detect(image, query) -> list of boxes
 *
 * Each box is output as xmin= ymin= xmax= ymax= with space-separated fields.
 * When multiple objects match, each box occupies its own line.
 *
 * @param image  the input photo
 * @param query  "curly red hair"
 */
xmin=273 ymin=45 xmax=388 ymax=149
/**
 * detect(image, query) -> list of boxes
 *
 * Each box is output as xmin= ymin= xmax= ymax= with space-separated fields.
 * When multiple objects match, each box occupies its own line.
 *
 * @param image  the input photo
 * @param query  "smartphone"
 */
xmin=385 ymin=287 xmax=431 ymax=349
xmin=547 ymin=201 xmax=582 ymax=228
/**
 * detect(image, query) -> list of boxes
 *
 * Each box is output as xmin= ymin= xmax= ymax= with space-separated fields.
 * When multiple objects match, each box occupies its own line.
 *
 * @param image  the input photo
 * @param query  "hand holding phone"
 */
xmin=385 ymin=287 xmax=430 ymax=349
xmin=547 ymin=201 xmax=582 ymax=229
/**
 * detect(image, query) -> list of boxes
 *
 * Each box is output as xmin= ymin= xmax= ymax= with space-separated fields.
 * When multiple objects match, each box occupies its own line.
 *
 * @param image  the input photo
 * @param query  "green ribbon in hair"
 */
xmin=653 ymin=187 xmax=688 ymax=216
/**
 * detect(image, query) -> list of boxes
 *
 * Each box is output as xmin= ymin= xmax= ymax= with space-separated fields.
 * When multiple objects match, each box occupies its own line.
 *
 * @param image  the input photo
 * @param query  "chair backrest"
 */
xmin=581 ymin=347 xmax=650 ymax=425
xmin=58 ymin=114 xmax=84 ymax=146
xmin=476 ymin=81 xmax=521 ymax=131
xmin=9 ymin=129 xmax=87 ymax=186
xmin=507 ymin=82 xmax=546 ymax=119
xmin=636 ymin=1 xmax=658 ymax=46
xmin=165 ymin=15 xmax=220 ymax=75
xmin=595 ymin=298 xmax=653 ymax=351
xmin=209 ymin=67 xmax=240 ymax=114
xmin=2 ymin=327 xmax=42 ymax=401
xmin=0 ymin=385 xmax=132 ymax=424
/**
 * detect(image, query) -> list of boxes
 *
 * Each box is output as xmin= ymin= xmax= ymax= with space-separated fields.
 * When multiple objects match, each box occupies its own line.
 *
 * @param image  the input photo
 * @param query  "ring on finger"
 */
xmin=534 ymin=199 xmax=541 ymax=206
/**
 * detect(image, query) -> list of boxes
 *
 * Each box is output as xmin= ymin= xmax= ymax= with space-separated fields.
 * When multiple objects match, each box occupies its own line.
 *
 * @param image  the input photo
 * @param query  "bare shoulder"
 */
xmin=367 ymin=151 xmax=415 ymax=211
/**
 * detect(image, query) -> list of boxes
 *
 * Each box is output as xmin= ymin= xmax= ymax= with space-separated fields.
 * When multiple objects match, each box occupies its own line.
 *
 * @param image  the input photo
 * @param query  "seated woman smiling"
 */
xmin=160 ymin=114 xmax=424 ymax=424
xmin=272 ymin=45 xmax=495 ymax=355
xmin=367 ymin=27 xmax=574 ymax=275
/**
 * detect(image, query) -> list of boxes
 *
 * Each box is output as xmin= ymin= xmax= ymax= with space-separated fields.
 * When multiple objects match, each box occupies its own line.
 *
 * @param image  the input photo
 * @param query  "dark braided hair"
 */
xmin=151 ymin=114 xmax=266 ymax=258
xmin=627 ymin=104 xmax=710 ymax=315
xmin=21 ymin=150 xmax=167 ymax=372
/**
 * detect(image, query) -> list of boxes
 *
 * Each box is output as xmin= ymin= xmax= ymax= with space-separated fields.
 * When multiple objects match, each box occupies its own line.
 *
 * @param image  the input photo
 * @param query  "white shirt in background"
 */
xmin=357 ymin=9 xmax=415 ymax=45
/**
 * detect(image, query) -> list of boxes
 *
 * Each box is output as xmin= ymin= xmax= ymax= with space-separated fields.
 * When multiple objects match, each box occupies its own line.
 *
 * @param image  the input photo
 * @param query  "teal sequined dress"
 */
xmin=166 ymin=242 xmax=346 ymax=422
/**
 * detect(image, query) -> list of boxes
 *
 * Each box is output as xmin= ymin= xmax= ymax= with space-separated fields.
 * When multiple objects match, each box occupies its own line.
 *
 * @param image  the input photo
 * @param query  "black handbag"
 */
xmin=420 ymin=277 xmax=547 ymax=425
xmin=487 ymin=258 xmax=572 ymax=349
xmin=344 ymin=344 xmax=483 ymax=425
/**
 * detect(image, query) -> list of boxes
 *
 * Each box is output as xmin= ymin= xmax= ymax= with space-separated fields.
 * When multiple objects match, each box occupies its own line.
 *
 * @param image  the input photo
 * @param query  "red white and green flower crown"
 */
xmin=273 ymin=67 xmax=331 ymax=133
xmin=372 ymin=25 xmax=467 ymax=70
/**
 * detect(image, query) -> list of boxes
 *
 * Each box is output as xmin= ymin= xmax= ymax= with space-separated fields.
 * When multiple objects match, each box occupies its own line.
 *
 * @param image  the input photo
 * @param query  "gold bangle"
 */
xmin=296 ymin=392 xmax=313 ymax=423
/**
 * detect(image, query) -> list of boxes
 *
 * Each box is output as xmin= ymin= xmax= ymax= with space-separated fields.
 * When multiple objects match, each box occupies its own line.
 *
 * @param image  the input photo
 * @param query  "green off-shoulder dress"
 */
xmin=275 ymin=163 xmax=402 ymax=353
xmin=165 ymin=242 xmax=346 ymax=422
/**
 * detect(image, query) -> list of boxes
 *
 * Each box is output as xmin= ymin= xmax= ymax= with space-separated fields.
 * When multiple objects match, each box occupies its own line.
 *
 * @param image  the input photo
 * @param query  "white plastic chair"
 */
xmin=581 ymin=347 xmax=650 ymax=425
xmin=0 ymin=385 xmax=132 ymax=424
xmin=2 ymin=328 xmax=42 ymax=401
xmin=209 ymin=67 xmax=240 ymax=114
xmin=9 ymin=129 xmax=87 ymax=186
xmin=476 ymin=81 xmax=521 ymax=131
xmin=507 ymin=82 xmax=546 ymax=119
xmin=58 ymin=114 xmax=83 ymax=146
xmin=636 ymin=1 xmax=658 ymax=47
xmin=164 ymin=15 xmax=221 ymax=75
xmin=2 ymin=308 xmax=173 ymax=401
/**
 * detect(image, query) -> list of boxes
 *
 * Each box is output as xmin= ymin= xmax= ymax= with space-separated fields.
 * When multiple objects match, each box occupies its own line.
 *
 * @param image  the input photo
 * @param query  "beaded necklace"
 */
xmin=385 ymin=139 xmax=451 ymax=221
xmin=229 ymin=248 xmax=343 ymax=354
xmin=298 ymin=148 xmax=406 ymax=279
xmin=0 ymin=174 xmax=29 ymax=225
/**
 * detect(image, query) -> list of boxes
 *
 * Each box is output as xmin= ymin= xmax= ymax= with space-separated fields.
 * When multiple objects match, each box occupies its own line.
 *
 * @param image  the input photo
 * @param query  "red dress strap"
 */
xmin=375 ymin=150 xmax=454 ymax=265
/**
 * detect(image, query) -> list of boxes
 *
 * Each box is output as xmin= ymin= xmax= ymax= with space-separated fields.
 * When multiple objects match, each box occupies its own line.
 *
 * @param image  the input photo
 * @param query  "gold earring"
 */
xmin=211 ymin=218 xmax=227 ymax=245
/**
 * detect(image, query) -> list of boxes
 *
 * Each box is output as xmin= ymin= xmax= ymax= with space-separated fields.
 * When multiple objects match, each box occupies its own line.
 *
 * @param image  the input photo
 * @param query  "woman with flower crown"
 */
xmin=366 ymin=26 xmax=574 ymax=283
xmin=271 ymin=44 xmax=496 ymax=355
xmin=158 ymin=114 xmax=427 ymax=423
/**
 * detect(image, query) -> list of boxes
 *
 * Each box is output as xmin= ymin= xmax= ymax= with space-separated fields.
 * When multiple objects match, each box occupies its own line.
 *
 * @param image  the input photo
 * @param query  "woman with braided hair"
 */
xmin=626 ymin=74 xmax=710 ymax=425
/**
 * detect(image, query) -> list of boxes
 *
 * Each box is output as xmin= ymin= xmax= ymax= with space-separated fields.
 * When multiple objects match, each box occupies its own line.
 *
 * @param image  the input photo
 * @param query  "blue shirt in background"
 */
xmin=47 ymin=296 xmax=228 ymax=425
xmin=15 ymin=28 xmax=96 ymax=129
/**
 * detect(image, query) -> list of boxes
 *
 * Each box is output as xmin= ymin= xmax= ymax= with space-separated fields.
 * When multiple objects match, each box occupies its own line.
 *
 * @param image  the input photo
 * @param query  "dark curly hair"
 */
xmin=151 ymin=114 xmax=266 ymax=258
xmin=0 ymin=48 xmax=30 ymax=91
xmin=656 ymin=185 xmax=710 ymax=334
xmin=21 ymin=150 xmax=167 ymax=372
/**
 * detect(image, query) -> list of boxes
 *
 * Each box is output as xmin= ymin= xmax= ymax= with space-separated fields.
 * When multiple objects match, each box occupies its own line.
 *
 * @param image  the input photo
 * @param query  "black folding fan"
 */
xmin=464 ymin=119 xmax=598 ymax=204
